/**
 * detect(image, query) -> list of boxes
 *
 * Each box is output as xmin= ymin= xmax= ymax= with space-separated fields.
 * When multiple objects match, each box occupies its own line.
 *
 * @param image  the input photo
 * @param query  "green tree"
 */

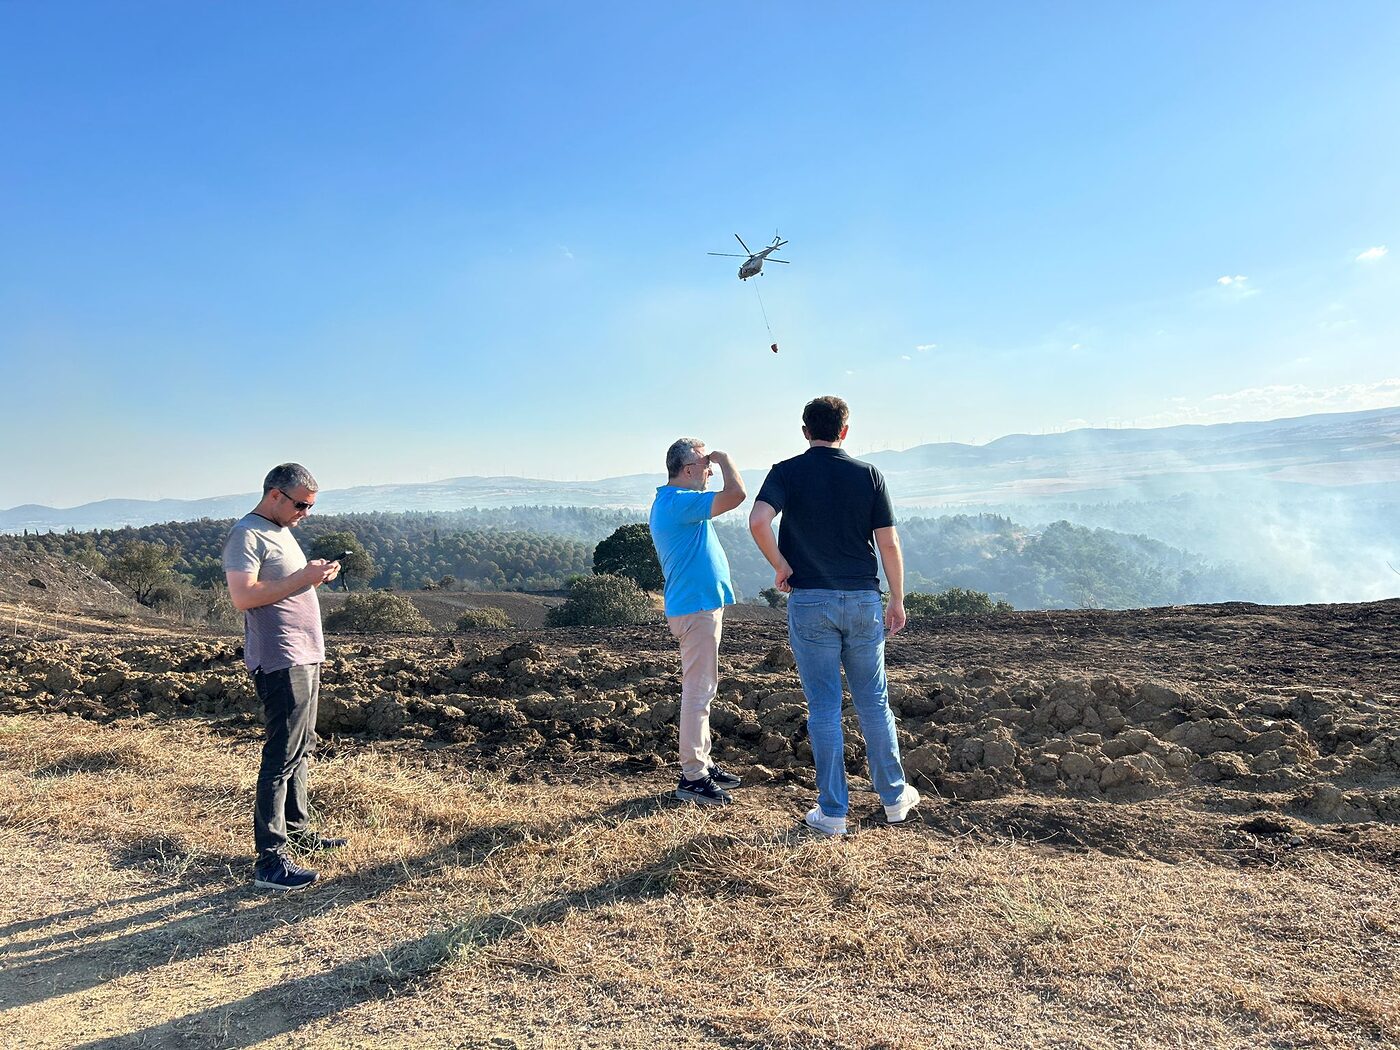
xmin=71 ymin=542 xmax=108 ymax=577
xmin=310 ymin=531 xmax=376 ymax=590
xmin=103 ymin=540 xmax=181 ymax=606
xmin=545 ymin=573 xmax=655 ymax=627
xmin=592 ymin=523 xmax=664 ymax=591
xmin=186 ymin=555 xmax=226 ymax=589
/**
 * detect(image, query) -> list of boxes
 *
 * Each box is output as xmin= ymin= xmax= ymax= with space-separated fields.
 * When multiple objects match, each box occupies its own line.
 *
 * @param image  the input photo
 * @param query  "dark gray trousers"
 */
xmin=252 ymin=663 xmax=320 ymax=859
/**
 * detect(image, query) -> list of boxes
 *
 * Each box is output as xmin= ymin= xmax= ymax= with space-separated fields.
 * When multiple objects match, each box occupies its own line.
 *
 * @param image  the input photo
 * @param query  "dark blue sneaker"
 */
xmin=707 ymin=765 xmax=742 ymax=790
xmin=675 ymin=774 xmax=733 ymax=807
xmin=253 ymin=852 xmax=318 ymax=892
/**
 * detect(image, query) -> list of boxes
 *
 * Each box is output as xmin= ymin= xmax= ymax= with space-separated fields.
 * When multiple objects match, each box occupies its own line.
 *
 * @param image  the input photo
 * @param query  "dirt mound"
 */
xmin=0 ymin=550 xmax=131 ymax=611
xmin=0 ymin=549 xmax=158 ymax=638
xmin=4 ymin=609 xmax=1397 ymax=824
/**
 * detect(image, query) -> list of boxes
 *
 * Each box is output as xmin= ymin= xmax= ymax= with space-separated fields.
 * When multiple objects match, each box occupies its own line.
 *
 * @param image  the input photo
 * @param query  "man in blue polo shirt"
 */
xmin=649 ymin=438 xmax=747 ymax=805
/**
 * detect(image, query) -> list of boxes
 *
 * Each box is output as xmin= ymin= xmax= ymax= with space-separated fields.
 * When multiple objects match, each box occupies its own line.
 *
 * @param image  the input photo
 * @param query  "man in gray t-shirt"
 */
xmin=222 ymin=462 xmax=342 ymax=891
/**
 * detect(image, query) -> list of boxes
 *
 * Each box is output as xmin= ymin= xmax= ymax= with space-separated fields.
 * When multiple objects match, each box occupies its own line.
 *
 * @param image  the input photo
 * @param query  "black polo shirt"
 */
xmin=754 ymin=446 xmax=896 ymax=592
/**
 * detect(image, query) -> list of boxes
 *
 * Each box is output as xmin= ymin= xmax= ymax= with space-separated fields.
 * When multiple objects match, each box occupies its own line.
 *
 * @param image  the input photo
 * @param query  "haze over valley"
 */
xmin=7 ymin=407 xmax=1398 ymax=607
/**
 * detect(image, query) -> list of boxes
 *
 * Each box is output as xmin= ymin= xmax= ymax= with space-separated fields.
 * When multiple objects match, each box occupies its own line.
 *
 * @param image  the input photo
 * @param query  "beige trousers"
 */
xmin=667 ymin=608 xmax=724 ymax=779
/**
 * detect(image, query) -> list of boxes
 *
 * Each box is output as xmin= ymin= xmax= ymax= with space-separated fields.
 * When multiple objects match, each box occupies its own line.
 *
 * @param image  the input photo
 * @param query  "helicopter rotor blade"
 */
xmin=708 ymin=252 xmax=748 ymax=257
xmin=734 ymin=233 xmax=753 ymax=255
xmin=765 ymin=258 xmax=790 ymax=264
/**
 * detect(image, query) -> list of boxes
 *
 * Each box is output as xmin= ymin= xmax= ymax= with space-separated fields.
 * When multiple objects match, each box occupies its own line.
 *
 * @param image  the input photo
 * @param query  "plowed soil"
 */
xmin=4 ymin=600 xmax=1398 ymax=827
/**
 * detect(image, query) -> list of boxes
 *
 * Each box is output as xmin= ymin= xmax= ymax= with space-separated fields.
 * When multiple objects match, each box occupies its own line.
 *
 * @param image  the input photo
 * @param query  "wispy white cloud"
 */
xmin=1142 ymin=378 xmax=1400 ymax=426
xmin=1070 ymin=342 xmax=1082 ymax=351
xmin=1356 ymin=245 xmax=1388 ymax=262
xmin=914 ymin=343 xmax=937 ymax=352
xmin=899 ymin=354 xmax=912 ymax=361
xmin=559 ymin=245 xmax=575 ymax=260
xmin=1215 ymin=274 xmax=1259 ymax=298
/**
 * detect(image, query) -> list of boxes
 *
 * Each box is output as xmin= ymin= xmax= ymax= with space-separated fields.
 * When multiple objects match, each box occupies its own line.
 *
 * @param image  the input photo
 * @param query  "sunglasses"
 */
xmin=277 ymin=489 xmax=315 ymax=511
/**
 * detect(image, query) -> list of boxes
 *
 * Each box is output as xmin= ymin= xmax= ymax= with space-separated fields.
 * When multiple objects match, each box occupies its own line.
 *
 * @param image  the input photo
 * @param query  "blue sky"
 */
xmin=2 ymin=2 xmax=1398 ymax=507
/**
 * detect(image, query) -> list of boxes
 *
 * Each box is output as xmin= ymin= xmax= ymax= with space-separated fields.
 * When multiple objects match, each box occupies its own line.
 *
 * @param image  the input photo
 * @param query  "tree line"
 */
xmin=0 ymin=504 xmax=1270 ymax=612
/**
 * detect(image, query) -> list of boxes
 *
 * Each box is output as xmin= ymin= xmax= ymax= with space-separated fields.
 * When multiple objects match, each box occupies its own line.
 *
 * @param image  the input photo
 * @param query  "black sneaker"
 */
xmin=675 ymin=774 xmax=733 ymax=807
xmin=288 ymin=832 xmax=348 ymax=852
xmin=252 ymin=853 xmax=318 ymax=892
xmin=707 ymin=765 xmax=742 ymax=790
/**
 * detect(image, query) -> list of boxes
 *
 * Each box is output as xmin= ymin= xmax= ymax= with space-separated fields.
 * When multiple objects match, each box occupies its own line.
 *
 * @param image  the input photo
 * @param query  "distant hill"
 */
xmin=5 ymin=407 xmax=1397 ymax=605
xmin=869 ymin=405 xmax=1400 ymax=505
xmin=7 ymin=407 xmax=1399 ymax=534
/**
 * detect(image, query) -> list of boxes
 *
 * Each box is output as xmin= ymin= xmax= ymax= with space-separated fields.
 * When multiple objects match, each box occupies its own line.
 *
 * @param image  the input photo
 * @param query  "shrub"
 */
xmin=455 ymin=606 xmax=513 ymax=631
xmin=592 ymin=524 xmax=664 ymax=592
xmin=905 ymin=588 xmax=1013 ymax=618
xmin=545 ymin=573 xmax=655 ymax=627
xmin=146 ymin=577 xmax=241 ymax=629
xmin=324 ymin=593 xmax=433 ymax=633
xmin=759 ymin=587 xmax=788 ymax=608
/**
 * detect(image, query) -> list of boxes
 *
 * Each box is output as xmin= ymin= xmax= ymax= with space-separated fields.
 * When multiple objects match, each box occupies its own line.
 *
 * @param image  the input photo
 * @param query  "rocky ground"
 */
xmin=4 ymin=600 xmax=1398 ymax=830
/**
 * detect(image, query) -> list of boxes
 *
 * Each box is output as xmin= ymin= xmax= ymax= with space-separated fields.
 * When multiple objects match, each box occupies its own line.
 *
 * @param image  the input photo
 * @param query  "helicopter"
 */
xmin=708 ymin=233 xmax=790 ymax=280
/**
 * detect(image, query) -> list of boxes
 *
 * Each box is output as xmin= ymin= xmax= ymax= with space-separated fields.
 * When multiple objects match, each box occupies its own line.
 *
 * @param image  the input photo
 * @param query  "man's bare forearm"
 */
xmin=876 ymin=531 xmax=904 ymax=604
xmin=875 ymin=527 xmax=906 ymax=635
xmin=708 ymin=451 xmax=747 ymax=514
xmin=750 ymin=521 xmax=784 ymax=572
xmin=226 ymin=565 xmax=333 ymax=611
xmin=748 ymin=501 xmax=793 ymax=591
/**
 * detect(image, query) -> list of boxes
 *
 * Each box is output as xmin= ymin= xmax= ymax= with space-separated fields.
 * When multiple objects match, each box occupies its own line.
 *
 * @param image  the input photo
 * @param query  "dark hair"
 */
xmin=262 ymin=463 xmax=318 ymax=495
xmin=802 ymin=396 xmax=850 ymax=442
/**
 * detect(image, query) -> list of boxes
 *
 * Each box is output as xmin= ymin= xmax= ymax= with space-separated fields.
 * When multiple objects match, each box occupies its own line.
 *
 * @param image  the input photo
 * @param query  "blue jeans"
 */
xmin=787 ymin=588 xmax=908 ymax=818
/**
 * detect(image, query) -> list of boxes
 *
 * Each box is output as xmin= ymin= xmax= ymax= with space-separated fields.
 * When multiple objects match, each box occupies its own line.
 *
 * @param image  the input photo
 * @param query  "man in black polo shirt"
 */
xmin=749 ymin=396 xmax=921 ymax=835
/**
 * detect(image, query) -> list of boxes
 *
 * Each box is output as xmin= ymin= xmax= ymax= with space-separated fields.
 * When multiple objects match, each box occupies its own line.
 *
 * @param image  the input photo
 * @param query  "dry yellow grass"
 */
xmin=1 ymin=712 xmax=1397 ymax=1049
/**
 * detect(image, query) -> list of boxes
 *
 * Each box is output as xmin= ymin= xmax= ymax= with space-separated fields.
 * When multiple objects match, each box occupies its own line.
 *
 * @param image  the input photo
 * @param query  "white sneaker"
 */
xmin=803 ymin=806 xmax=848 ymax=836
xmin=884 ymin=785 xmax=921 ymax=824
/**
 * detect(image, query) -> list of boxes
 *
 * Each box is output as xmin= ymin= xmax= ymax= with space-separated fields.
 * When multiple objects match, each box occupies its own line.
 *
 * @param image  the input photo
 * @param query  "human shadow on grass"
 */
xmin=0 ymin=792 xmax=671 ymax=1014
xmin=0 ymin=884 xmax=250 ymax=968
xmin=1 ymin=840 xmax=253 ymax=961
xmin=71 ymin=826 xmax=751 ymax=1050
xmin=0 ymin=885 xmax=189 ymax=941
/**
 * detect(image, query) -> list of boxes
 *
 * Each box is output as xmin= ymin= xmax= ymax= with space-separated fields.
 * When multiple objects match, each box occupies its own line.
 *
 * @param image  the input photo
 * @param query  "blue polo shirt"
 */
xmin=648 ymin=486 xmax=735 ymax=617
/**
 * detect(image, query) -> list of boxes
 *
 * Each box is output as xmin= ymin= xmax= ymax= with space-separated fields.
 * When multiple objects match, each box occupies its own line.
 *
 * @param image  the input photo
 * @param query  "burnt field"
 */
xmin=5 ymin=600 xmax=1399 ymax=828
xmin=2 ymin=600 xmax=1398 ymax=1048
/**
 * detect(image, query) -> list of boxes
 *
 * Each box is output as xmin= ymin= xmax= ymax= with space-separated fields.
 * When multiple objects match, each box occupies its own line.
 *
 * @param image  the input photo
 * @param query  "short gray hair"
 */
xmin=263 ymin=462 xmax=319 ymax=495
xmin=665 ymin=438 xmax=705 ymax=478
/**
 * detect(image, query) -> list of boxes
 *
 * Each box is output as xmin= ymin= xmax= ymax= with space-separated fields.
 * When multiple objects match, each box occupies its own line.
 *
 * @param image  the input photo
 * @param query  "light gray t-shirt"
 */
xmin=222 ymin=512 xmax=325 ymax=673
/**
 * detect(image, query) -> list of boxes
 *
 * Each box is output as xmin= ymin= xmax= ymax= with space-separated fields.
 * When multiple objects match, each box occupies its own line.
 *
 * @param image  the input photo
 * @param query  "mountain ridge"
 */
xmin=6 ymin=406 xmax=1399 ymax=533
